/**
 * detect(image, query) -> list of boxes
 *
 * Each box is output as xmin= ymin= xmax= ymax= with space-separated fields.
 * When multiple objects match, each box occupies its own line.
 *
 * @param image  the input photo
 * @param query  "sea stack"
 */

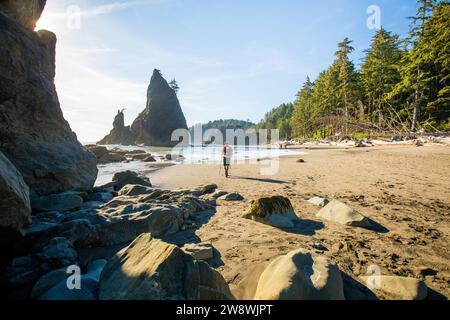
xmin=98 ymin=109 xmax=134 ymax=145
xmin=0 ymin=1 xmax=98 ymax=195
xmin=131 ymin=69 xmax=188 ymax=147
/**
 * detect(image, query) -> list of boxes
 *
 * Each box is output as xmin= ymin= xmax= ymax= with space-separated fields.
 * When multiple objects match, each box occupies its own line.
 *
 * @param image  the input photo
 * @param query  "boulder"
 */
xmin=307 ymin=196 xmax=329 ymax=207
xmin=0 ymin=0 xmax=46 ymax=30
xmin=85 ymin=145 xmax=108 ymax=159
xmin=97 ymin=109 xmax=134 ymax=145
xmin=31 ymin=192 xmax=83 ymax=212
xmin=31 ymin=267 xmax=67 ymax=299
xmin=253 ymin=249 xmax=345 ymax=300
xmin=182 ymin=242 xmax=214 ymax=260
xmin=130 ymin=69 xmax=188 ymax=147
xmin=38 ymin=277 xmax=98 ymax=300
xmin=316 ymin=200 xmax=372 ymax=228
xmin=97 ymin=152 xmax=126 ymax=164
xmin=0 ymin=7 xmax=98 ymax=196
xmin=245 ymin=196 xmax=300 ymax=228
xmin=108 ymin=171 xmax=151 ymax=191
xmin=360 ymin=275 xmax=428 ymax=300
xmin=99 ymin=233 xmax=232 ymax=300
xmin=218 ymin=193 xmax=244 ymax=201
xmin=0 ymin=151 xmax=31 ymax=235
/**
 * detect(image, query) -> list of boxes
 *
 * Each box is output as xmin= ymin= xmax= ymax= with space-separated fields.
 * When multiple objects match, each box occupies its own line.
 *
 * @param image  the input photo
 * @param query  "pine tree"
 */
xmin=169 ymin=78 xmax=180 ymax=94
xmin=361 ymin=28 xmax=404 ymax=129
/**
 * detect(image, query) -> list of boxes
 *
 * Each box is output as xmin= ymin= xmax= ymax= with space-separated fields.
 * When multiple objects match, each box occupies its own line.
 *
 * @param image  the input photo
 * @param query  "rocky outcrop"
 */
xmin=131 ymin=69 xmax=188 ymax=146
xmin=99 ymin=233 xmax=232 ymax=300
xmin=97 ymin=109 xmax=133 ymax=145
xmin=0 ymin=151 xmax=32 ymax=238
xmin=0 ymin=5 xmax=98 ymax=196
xmin=99 ymin=70 xmax=188 ymax=147
xmin=0 ymin=0 xmax=46 ymax=30
xmin=244 ymin=196 xmax=300 ymax=228
xmin=247 ymin=249 xmax=345 ymax=300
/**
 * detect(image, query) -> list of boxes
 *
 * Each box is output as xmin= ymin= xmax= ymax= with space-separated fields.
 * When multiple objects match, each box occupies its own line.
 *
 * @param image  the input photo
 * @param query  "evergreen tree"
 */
xmin=361 ymin=28 xmax=404 ymax=129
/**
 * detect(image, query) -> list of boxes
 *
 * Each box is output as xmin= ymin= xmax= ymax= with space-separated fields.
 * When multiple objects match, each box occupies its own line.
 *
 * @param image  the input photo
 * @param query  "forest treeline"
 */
xmin=258 ymin=0 xmax=449 ymax=140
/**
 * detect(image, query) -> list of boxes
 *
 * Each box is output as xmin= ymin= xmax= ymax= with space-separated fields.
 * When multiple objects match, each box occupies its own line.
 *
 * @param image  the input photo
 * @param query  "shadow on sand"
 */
xmin=229 ymin=176 xmax=288 ymax=184
xmin=279 ymin=219 xmax=325 ymax=236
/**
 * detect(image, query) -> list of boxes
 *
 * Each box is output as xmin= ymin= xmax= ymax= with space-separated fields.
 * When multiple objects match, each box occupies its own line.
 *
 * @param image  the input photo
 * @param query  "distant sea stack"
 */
xmin=0 ymin=0 xmax=98 ymax=196
xmin=98 ymin=69 xmax=188 ymax=147
xmin=97 ymin=109 xmax=133 ymax=145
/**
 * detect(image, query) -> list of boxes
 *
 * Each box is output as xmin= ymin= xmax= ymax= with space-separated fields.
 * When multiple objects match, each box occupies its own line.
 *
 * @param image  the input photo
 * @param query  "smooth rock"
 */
xmin=218 ymin=193 xmax=244 ymax=201
xmin=31 ymin=267 xmax=67 ymax=299
xmin=307 ymin=196 xmax=329 ymax=207
xmin=316 ymin=199 xmax=372 ymax=228
xmin=360 ymin=275 xmax=428 ymax=300
xmin=254 ymin=249 xmax=345 ymax=300
xmin=182 ymin=242 xmax=214 ymax=260
xmin=99 ymin=233 xmax=232 ymax=300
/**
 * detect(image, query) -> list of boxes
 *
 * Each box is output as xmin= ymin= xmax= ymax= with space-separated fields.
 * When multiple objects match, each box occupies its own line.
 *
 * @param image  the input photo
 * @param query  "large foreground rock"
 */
xmin=0 ymin=151 xmax=31 ymax=234
xmin=0 ymin=0 xmax=46 ymax=30
xmin=245 ymin=196 xmax=300 ymax=228
xmin=316 ymin=199 xmax=371 ymax=228
xmin=253 ymin=249 xmax=345 ymax=300
xmin=130 ymin=69 xmax=188 ymax=147
xmin=99 ymin=233 xmax=232 ymax=300
xmin=0 ymin=6 xmax=98 ymax=196
xmin=361 ymin=275 xmax=428 ymax=300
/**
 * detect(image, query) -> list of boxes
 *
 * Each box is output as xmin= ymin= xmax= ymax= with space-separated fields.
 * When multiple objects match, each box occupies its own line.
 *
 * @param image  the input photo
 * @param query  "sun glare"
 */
xmin=35 ymin=13 xmax=54 ymax=31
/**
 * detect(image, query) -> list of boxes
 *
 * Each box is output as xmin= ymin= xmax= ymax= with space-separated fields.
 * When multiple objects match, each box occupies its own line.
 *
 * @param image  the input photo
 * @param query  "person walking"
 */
xmin=221 ymin=142 xmax=233 ymax=178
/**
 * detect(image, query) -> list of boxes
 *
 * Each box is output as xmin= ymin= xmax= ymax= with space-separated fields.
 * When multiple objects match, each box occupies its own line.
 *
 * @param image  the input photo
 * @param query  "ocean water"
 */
xmin=95 ymin=145 xmax=305 ymax=186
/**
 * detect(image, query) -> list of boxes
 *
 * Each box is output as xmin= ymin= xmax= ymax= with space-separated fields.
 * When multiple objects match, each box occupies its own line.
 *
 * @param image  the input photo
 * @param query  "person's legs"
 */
xmin=224 ymin=165 xmax=229 ymax=178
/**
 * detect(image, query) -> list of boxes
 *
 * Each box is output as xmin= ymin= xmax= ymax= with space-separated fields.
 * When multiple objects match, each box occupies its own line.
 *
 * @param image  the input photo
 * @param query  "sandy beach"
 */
xmin=149 ymin=144 xmax=450 ymax=299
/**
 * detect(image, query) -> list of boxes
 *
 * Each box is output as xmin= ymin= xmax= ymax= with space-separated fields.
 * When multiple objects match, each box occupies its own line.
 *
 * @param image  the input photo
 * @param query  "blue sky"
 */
xmin=36 ymin=0 xmax=417 ymax=142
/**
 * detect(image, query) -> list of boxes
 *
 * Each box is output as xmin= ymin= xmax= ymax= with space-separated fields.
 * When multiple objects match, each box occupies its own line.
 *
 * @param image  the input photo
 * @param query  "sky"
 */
xmin=35 ymin=0 xmax=418 ymax=143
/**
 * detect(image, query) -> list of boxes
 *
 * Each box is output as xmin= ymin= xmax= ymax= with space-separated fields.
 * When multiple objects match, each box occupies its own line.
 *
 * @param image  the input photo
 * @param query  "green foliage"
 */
xmin=257 ymin=103 xmax=294 ymax=139
xmin=269 ymin=0 xmax=450 ymax=138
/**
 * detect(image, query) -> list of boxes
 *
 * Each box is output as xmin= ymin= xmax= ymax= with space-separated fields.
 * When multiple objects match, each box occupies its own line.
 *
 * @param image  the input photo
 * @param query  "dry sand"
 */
xmin=149 ymin=144 xmax=450 ymax=299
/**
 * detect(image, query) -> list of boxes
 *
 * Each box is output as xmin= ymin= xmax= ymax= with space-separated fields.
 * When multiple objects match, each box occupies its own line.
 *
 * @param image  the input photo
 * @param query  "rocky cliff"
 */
xmin=99 ymin=69 xmax=188 ymax=147
xmin=97 ymin=109 xmax=133 ymax=145
xmin=0 ymin=0 xmax=46 ymax=30
xmin=0 ymin=3 xmax=98 ymax=196
xmin=131 ymin=69 xmax=188 ymax=147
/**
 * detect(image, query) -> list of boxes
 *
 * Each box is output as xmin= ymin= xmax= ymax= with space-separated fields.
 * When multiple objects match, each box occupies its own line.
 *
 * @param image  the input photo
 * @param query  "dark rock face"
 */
xmin=97 ymin=110 xmax=133 ymax=145
xmin=131 ymin=69 xmax=188 ymax=147
xmin=0 ymin=0 xmax=46 ymax=30
xmin=99 ymin=69 xmax=188 ymax=147
xmin=0 ymin=151 xmax=32 ymax=250
xmin=0 ymin=9 xmax=98 ymax=196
